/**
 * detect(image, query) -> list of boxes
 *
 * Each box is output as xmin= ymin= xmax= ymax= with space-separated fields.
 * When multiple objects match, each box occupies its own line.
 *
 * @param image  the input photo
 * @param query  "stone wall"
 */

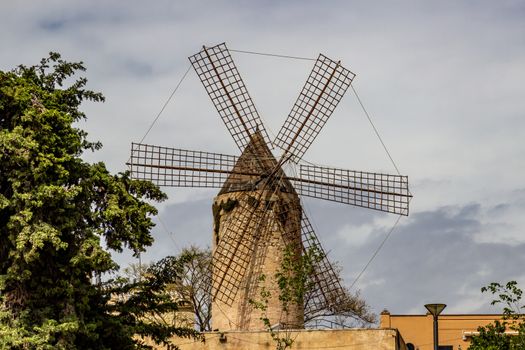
xmin=148 ymin=328 xmax=406 ymax=350
xmin=211 ymin=190 xmax=303 ymax=331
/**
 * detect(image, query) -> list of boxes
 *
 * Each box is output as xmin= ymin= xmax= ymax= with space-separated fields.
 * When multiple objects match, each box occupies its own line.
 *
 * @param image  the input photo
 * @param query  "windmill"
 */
xmin=129 ymin=43 xmax=411 ymax=331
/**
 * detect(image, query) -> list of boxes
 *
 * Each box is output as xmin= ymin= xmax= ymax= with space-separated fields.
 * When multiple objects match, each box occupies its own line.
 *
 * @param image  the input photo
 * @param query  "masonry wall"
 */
xmin=152 ymin=328 xmax=406 ymax=350
xmin=211 ymin=190 xmax=303 ymax=331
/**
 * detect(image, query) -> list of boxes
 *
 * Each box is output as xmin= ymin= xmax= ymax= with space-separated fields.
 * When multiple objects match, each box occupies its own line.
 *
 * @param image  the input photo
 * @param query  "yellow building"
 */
xmin=148 ymin=328 xmax=409 ymax=350
xmin=380 ymin=310 xmax=504 ymax=350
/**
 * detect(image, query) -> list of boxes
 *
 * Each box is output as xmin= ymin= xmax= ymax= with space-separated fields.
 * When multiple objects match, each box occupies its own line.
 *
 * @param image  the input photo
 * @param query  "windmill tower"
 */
xmin=211 ymin=130 xmax=304 ymax=330
xmin=129 ymin=43 xmax=411 ymax=331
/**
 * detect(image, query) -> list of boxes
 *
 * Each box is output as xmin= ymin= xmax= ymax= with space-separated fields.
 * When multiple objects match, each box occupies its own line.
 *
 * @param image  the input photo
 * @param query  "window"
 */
xmin=438 ymin=346 xmax=453 ymax=350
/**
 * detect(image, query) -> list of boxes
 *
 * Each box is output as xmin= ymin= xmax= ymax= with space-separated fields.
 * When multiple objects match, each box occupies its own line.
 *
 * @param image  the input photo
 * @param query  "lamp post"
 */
xmin=425 ymin=303 xmax=446 ymax=350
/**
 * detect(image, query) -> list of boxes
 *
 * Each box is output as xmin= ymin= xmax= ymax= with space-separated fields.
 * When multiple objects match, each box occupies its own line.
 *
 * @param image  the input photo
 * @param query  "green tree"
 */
xmin=0 ymin=53 xmax=198 ymax=349
xmin=249 ymin=242 xmax=375 ymax=350
xmin=124 ymin=246 xmax=212 ymax=332
xmin=468 ymin=281 xmax=525 ymax=350
xmin=171 ymin=247 xmax=212 ymax=332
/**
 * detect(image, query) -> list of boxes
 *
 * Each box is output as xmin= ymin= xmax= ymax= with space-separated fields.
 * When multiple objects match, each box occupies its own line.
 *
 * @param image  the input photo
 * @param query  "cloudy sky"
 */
xmin=2 ymin=1 xmax=524 ymax=317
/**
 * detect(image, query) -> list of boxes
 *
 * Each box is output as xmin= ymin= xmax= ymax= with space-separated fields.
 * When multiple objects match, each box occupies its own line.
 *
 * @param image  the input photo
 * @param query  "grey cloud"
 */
xmin=114 ymin=194 xmax=525 ymax=316
xmin=38 ymin=10 xmax=99 ymax=31
xmin=3 ymin=0 xmax=525 ymax=316
xmin=332 ymin=201 xmax=525 ymax=315
xmin=39 ymin=19 xmax=67 ymax=31
xmin=121 ymin=58 xmax=154 ymax=77
xmin=111 ymin=197 xmax=212 ymax=269
xmin=157 ymin=198 xmax=213 ymax=249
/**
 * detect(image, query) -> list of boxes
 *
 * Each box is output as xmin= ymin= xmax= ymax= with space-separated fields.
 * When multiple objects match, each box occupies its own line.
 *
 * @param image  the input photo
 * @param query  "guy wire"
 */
xmin=230 ymin=48 xmax=316 ymax=62
xmin=138 ymin=64 xmax=192 ymax=144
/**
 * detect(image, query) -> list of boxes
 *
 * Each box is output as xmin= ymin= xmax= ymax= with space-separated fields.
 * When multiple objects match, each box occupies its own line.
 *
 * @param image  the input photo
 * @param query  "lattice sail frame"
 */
xmin=212 ymin=184 xmax=306 ymax=328
xmin=129 ymin=142 xmax=410 ymax=216
xmin=300 ymin=212 xmax=349 ymax=320
xmin=275 ymin=54 xmax=355 ymax=161
xmin=189 ymin=43 xmax=271 ymax=152
xmin=211 ymin=194 xmax=272 ymax=305
xmin=130 ymin=143 xmax=237 ymax=188
xmin=129 ymin=42 xmax=412 ymax=322
xmin=295 ymin=164 xmax=410 ymax=215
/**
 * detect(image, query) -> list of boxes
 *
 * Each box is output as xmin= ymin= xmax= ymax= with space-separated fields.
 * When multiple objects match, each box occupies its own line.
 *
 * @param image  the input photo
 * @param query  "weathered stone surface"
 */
xmin=212 ymin=190 xmax=303 ymax=331
xmin=146 ymin=329 xmax=407 ymax=350
xmin=212 ymin=131 xmax=303 ymax=331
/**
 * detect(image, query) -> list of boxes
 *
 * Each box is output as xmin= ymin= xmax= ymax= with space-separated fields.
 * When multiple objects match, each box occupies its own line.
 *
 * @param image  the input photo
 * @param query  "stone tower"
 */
xmin=211 ymin=132 xmax=304 ymax=331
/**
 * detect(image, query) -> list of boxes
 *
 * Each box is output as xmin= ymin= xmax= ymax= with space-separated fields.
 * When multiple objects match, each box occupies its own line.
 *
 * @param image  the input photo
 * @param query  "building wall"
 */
xmin=212 ymin=190 xmax=303 ymax=331
xmin=380 ymin=311 xmax=502 ymax=350
xmin=150 ymin=329 xmax=407 ymax=350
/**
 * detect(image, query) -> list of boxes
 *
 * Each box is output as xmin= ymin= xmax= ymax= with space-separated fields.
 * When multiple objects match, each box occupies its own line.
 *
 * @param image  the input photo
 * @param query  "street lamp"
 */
xmin=425 ymin=303 xmax=447 ymax=350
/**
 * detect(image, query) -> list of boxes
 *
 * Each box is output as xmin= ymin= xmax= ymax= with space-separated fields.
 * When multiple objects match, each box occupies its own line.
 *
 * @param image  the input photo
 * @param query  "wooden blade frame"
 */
xmin=129 ymin=142 xmax=239 ymax=188
xmin=212 ymin=194 xmax=271 ymax=305
xmin=300 ymin=212 xmax=348 ymax=319
xmin=128 ymin=143 xmax=410 ymax=215
xmin=189 ymin=43 xmax=271 ymax=152
xmin=212 ymin=161 xmax=303 ymax=306
xmin=275 ymin=54 xmax=355 ymax=162
xmin=295 ymin=164 xmax=410 ymax=216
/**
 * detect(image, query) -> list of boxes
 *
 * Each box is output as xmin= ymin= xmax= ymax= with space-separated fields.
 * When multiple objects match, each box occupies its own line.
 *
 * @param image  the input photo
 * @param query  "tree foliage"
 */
xmin=124 ymin=247 xmax=212 ymax=332
xmin=250 ymin=274 xmax=295 ymax=350
xmin=303 ymin=260 xmax=376 ymax=328
xmin=468 ymin=281 xmax=525 ymax=350
xmin=171 ymin=247 xmax=212 ymax=332
xmin=249 ymin=242 xmax=375 ymax=350
xmin=0 ymin=53 xmax=198 ymax=349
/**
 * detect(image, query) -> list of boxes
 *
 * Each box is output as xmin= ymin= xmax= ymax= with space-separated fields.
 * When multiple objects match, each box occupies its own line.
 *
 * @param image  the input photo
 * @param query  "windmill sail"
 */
xmin=274 ymin=54 xmax=355 ymax=161
xmin=129 ymin=142 xmax=237 ymax=188
xmin=294 ymin=164 xmax=410 ymax=215
xmin=189 ymin=43 xmax=271 ymax=152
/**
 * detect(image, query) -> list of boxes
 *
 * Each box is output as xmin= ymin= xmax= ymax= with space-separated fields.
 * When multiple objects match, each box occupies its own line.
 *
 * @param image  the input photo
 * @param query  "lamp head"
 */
xmin=425 ymin=303 xmax=447 ymax=317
